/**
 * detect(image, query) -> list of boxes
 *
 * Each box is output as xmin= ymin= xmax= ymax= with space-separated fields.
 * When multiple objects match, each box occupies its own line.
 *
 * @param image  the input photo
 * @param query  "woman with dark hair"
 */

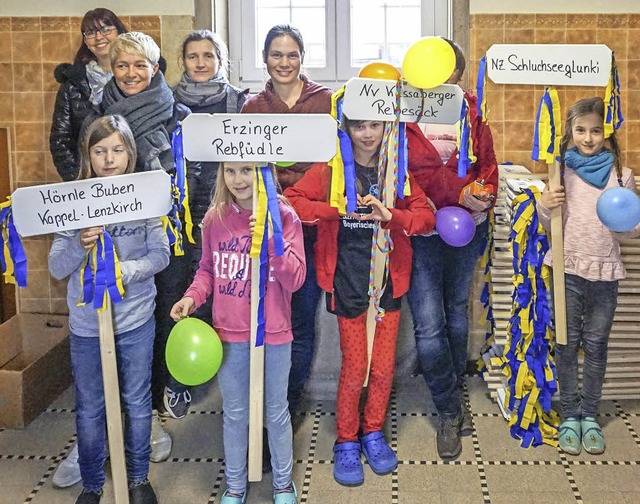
xmin=49 ymin=8 xmax=127 ymax=182
xmin=241 ymin=24 xmax=332 ymax=425
xmin=154 ymin=30 xmax=249 ymax=421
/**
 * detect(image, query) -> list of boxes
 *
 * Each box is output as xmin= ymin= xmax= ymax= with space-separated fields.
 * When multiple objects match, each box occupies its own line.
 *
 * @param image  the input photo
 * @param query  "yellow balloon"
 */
xmin=359 ymin=61 xmax=401 ymax=81
xmin=402 ymin=37 xmax=456 ymax=89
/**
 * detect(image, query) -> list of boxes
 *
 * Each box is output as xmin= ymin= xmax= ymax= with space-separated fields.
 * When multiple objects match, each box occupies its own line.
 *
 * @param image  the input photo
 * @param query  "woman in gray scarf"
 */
xmin=155 ymin=30 xmax=248 ymax=421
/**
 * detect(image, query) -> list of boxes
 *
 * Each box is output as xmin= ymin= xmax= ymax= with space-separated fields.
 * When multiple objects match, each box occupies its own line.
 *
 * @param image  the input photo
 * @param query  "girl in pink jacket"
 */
xmin=170 ymin=162 xmax=305 ymax=504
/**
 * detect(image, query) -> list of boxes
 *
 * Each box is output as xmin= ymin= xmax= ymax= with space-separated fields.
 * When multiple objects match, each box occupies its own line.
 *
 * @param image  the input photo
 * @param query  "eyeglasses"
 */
xmin=83 ymin=26 xmax=116 ymax=39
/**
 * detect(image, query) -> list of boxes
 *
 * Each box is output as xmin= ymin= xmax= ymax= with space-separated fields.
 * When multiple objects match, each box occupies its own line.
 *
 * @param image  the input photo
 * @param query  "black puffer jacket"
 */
xmin=49 ymin=62 xmax=93 ymax=181
xmin=50 ymin=58 xmax=169 ymax=182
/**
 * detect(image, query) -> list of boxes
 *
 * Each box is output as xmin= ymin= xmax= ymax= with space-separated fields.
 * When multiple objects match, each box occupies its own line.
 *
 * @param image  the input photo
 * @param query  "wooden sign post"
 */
xmin=182 ymin=112 xmax=336 ymax=480
xmin=341 ymin=78 xmax=463 ymax=381
xmin=486 ymin=43 xmax=613 ymax=345
xmin=12 ymin=171 xmax=172 ymax=503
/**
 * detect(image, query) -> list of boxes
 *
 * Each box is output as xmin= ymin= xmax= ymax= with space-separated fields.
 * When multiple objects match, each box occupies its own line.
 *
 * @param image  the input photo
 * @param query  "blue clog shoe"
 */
xmin=333 ymin=441 xmax=364 ymax=486
xmin=360 ymin=431 xmax=397 ymax=475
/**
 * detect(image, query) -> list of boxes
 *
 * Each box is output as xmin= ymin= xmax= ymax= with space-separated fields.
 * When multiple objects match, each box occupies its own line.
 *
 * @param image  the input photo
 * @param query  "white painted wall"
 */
xmin=0 ymin=0 xmax=194 ymax=16
xmin=471 ymin=0 xmax=640 ymax=14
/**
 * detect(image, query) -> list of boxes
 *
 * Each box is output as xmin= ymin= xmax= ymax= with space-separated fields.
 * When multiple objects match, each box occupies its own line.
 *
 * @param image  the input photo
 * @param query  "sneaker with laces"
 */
xmin=129 ymin=479 xmax=157 ymax=504
xmin=437 ymin=411 xmax=462 ymax=461
xmin=53 ymin=442 xmax=82 ymax=488
xmin=160 ymin=386 xmax=191 ymax=419
xmin=75 ymin=488 xmax=102 ymax=504
xmin=150 ymin=410 xmax=172 ymax=462
xmin=460 ymin=401 xmax=474 ymax=436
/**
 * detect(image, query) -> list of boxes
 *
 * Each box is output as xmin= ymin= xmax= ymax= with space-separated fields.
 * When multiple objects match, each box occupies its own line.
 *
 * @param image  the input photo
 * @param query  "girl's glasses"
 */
xmin=83 ymin=26 xmax=116 ymax=39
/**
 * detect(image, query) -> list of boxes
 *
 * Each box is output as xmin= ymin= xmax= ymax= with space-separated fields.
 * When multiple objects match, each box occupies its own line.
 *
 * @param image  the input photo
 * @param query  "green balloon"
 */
xmin=276 ymin=161 xmax=295 ymax=167
xmin=165 ymin=318 xmax=223 ymax=386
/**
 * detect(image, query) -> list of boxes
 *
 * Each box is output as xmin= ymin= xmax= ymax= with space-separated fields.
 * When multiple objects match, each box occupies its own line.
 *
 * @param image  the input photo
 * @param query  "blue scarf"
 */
xmin=564 ymin=146 xmax=614 ymax=189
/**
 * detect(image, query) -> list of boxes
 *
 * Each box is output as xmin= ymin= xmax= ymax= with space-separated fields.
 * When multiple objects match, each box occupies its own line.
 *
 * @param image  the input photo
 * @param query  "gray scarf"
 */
xmin=173 ymin=71 xmax=229 ymax=108
xmin=85 ymin=60 xmax=112 ymax=105
xmin=101 ymin=71 xmax=175 ymax=172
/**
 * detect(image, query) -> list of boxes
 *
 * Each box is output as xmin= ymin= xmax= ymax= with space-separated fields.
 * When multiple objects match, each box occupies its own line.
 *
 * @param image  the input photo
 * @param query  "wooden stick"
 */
xmin=548 ymin=161 xmax=567 ymax=345
xmin=248 ymin=170 xmax=264 ymax=481
xmin=97 ymin=296 xmax=129 ymax=504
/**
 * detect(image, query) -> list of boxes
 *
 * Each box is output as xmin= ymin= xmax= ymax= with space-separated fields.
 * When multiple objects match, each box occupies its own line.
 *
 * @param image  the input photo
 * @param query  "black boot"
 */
xmin=129 ymin=479 xmax=158 ymax=504
xmin=75 ymin=488 xmax=102 ymax=504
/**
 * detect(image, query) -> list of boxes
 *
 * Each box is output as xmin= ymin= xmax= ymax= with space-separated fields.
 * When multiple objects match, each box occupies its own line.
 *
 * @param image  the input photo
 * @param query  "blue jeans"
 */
xmin=288 ymin=233 xmax=321 ymax=414
xmin=217 ymin=341 xmax=293 ymax=493
xmin=407 ymin=220 xmax=488 ymax=417
xmin=70 ymin=316 xmax=155 ymax=492
xmin=556 ymin=273 xmax=617 ymax=419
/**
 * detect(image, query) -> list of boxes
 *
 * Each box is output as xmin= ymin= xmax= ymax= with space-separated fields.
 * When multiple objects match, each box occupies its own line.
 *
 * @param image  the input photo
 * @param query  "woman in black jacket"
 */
xmin=49 ymin=8 xmax=127 ymax=181
xmin=155 ymin=30 xmax=248 ymax=420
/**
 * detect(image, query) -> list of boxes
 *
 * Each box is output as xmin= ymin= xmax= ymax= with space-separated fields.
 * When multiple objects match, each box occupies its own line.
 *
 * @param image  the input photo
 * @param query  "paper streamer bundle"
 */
xmin=0 ymin=197 xmax=27 ymax=287
xmin=249 ymin=166 xmax=285 ymax=347
xmin=456 ymin=97 xmax=477 ymax=178
xmin=604 ymin=53 xmax=624 ymax=139
xmin=78 ymin=230 xmax=125 ymax=312
xmin=503 ymin=187 xmax=560 ymax=448
xmin=162 ymin=123 xmax=195 ymax=256
xmin=476 ymin=55 xmax=489 ymax=123
xmin=531 ymin=87 xmax=561 ymax=164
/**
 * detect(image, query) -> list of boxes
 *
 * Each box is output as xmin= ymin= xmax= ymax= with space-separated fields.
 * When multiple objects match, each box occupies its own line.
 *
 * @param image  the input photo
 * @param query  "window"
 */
xmin=228 ymin=0 xmax=451 ymax=91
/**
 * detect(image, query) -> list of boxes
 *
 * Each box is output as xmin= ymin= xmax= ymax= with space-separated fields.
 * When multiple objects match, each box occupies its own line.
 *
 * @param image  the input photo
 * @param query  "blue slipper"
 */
xmin=220 ymin=489 xmax=247 ymax=504
xmin=558 ymin=417 xmax=582 ymax=455
xmin=333 ymin=441 xmax=364 ymax=486
xmin=360 ymin=431 xmax=397 ymax=475
xmin=581 ymin=417 xmax=605 ymax=455
xmin=273 ymin=482 xmax=297 ymax=504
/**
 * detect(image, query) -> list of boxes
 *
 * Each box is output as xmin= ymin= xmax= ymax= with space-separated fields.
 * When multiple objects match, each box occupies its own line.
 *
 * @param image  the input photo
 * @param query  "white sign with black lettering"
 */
xmin=342 ymin=79 xmax=464 ymax=124
xmin=11 ymin=171 xmax=172 ymax=237
xmin=182 ymin=113 xmax=337 ymax=162
xmin=486 ymin=44 xmax=612 ymax=86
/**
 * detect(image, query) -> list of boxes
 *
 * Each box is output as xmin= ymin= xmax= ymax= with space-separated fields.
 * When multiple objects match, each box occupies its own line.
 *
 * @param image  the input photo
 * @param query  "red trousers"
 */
xmin=336 ymin=310 xmax=401 ymax=442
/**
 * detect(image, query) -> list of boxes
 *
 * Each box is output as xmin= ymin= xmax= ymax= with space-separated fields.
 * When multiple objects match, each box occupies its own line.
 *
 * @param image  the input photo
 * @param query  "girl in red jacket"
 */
xmin=285 ymin=118 xmax=434 ymax=487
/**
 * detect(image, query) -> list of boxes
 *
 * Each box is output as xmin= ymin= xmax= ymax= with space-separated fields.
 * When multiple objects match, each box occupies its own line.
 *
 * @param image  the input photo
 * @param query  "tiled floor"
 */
xmin=1 ymin=375 xmax=640 ymax=503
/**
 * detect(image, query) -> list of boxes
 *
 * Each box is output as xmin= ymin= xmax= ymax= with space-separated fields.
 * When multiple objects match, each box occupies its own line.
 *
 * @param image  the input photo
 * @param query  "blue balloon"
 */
xmin=596 ymin=187 xmax=640 ymax=232
xmin=435 ymin=206 xmax=476 ymax=247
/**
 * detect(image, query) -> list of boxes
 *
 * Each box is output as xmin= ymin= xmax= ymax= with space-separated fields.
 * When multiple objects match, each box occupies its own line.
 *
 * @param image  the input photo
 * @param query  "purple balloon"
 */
xmin=435 ymin=206 xmax=476 ymax=247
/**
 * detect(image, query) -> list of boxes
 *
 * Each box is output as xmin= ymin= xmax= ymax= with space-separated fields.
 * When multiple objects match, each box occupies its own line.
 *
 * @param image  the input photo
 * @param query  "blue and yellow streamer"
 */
xmin=531 ymin=87 xmax=561 ymax=164
xmin=476 ymin=55 xmax=489 ymax=123
xmin=604 ymin=53 xmax=624 ymax=139
xmin=77 ymin=229 xmax=125 ymax=312
xmin=329 ymin=87 xmax=354 ymax=214
xmin=456 ymin=98 xmax=477 ymax=178
xmin=0 ymin=197 xmax=27 ymax=287
xmin=249 ymin=166 xmax=285 ymax=347
xmin=164 ymin=123 xmax=195 ymax=256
